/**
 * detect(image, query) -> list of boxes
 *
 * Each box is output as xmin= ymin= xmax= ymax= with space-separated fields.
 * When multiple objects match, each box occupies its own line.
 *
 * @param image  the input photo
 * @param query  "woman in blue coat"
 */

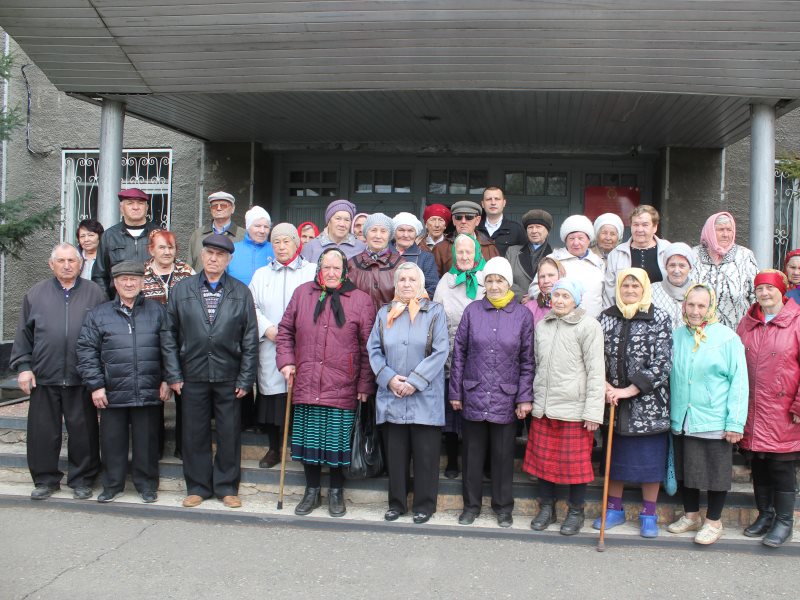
xmin=227 ymin=206 xmax=274 ymax=286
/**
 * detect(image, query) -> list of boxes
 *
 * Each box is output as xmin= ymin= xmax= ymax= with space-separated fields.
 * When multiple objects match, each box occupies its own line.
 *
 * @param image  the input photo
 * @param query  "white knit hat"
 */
xmin=245 ymin=206 xmax=271 ymax=230
xmin=559 ymin=215 xmax=595 ymax=243
xmin=392 ymin=212 xmax=424 ymax=237
xmin=482 ymin=257 xmax=514 ymax=286
xmin=593 ymin=212 xmax=624 ymax=240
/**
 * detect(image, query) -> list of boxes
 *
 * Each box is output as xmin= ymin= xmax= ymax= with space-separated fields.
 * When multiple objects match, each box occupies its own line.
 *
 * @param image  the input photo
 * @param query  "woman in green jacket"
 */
xmin=666 ymin=283 xmax=748 ymax=545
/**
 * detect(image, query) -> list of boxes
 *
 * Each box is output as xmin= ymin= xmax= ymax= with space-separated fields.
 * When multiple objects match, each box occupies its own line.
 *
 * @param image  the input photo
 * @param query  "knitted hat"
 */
xmin=593 ymin=212 xmax=624 ymax=239
xmin=552 ymin=277 xmax=584 ymax=307
xmin=270 ymin=222 xmax=300 ymax=246
xmin=324 ymin=199 xmax=357 ymax=224
xmin=662 ymin=242 xmax=696 ymax=269
xmin=423 ymin=203 xmax=451 ymax=224
xmin=560 ymin=215 xmax=595 ymax=243
xmin=450 ymin=200 xmax=482 ymax=216
xmin=522 ymin=209 xmax=553 ymax=231
xmin=482 ymin=256 xmax=513 ymax=286
xmin=245 ymin=206 xmax=271 ymax=230
xmin=392 ymin=212 xmax=424 ymax=237
xmin=362 ymin=212 xmax=394 ymax=239
xmin=207 ymin=191 xmax=235 ymax=205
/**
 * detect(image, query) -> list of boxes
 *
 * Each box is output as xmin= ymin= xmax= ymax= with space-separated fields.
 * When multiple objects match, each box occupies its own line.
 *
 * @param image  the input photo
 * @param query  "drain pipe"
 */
xmin=0 ymin=32 xmax=10 ymax=339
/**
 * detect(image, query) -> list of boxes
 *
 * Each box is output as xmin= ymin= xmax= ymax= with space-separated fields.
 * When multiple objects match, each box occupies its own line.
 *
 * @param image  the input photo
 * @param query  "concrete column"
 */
xmin=749 ymin=103 xmax=776 ymax=268
xmin=97 ymin=99 xmax=125 ymax=227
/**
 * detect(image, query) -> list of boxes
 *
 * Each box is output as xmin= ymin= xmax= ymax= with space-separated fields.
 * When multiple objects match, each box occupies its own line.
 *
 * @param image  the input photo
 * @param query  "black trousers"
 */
xmin=384 ymin=423 xmax=441 ymax=515
xmin=181 ymin=381 xmax=242 ymax=498
xmin=750 ymin=455 xmax=797 ymax=493
xmin=461 ymin=419 xmax=516 ymax=515
xmin=27 ymin=385 xmax=99 ymax=489
xmin=100 ymin=405 xmax=161 ymax=494
xmin=240 ymin=390 xmax=256 ymax=430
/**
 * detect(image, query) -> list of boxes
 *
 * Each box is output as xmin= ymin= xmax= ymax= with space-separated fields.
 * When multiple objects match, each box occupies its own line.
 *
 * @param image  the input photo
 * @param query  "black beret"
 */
xmin=202 ymin=233 xmax=235 ymax=254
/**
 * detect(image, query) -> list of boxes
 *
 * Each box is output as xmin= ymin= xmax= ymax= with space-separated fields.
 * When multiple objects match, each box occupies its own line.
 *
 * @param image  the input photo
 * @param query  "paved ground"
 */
xmin=2 ymin=500 xmax=797 ymax=600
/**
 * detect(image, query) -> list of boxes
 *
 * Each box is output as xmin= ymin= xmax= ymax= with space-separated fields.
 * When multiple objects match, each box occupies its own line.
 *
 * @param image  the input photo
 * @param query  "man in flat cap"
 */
xmin=432 ymin=200 xmax=500 ymax=276
xmin=187 ymin=191 xmax=245 ymax=273
xmin=77 ymin=261 xmax=169 ymax=503
xmin=92 ymin=187 xmax=160 ymax=296
xmin=10 ymin=243 xmax=106 ymax=500
xmin=476 ymin=186 xmax=527 ymax=257
xmin=161 ymin=234 xmax=259 ymax=509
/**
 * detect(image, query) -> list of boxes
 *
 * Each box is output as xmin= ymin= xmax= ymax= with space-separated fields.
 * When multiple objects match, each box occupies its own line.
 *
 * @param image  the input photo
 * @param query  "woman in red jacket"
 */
xmin=737 ymin=269 xmax=800 ymax=548
xmin=276 ymin=248 xmax=377 ymax=518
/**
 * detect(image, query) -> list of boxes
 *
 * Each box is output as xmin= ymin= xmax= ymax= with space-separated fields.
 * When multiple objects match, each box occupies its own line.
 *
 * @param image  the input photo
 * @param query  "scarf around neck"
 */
xmin=488 ymin=290 xmax=515 ymax=309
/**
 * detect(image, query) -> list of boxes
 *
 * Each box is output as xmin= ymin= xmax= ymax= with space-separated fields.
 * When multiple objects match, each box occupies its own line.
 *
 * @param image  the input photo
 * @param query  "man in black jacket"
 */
xmin=477 ymin=186 xmax=527 ymax=257
xmin=91 ymin=187 xmax=159 ymax=296
xmin=77 ymin=261 xmax=169 ymax=504
xmin=162 ymin=234 xmax=259 ymax=509
xmin=10 ymin=243 xmax=106 ymax=500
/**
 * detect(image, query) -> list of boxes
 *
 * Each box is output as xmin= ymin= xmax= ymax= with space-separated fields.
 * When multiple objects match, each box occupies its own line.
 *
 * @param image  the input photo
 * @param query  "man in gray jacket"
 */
xmin=10 ymin=243 xmax=106 ymax=500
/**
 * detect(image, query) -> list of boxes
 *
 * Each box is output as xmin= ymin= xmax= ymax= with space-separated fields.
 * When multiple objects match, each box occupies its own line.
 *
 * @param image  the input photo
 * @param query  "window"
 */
xmin=428 ymin=169 xmax=487 ymax=196
xmin=504 ymin=170 xmax=568 ymax=197
xmin=287 ymin=170 xmax=338 ymax=197
xmin=62 ymin=149 xmax=172 ymax=243
xmin=584 ymin=172 xmax=638 ymax=188
xmin=354 ymin=169 xmax=412 ymax=194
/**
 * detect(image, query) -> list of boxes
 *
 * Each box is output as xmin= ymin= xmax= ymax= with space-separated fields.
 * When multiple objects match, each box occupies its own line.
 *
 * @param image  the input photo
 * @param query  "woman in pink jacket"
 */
xmin=737 ymin=269 xmax=800 ymax=548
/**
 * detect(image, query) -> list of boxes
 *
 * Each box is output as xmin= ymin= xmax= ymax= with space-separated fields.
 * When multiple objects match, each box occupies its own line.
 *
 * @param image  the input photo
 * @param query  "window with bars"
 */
xmin=428 ymin=169 xmax=487 ymax=196
xmin=354 ymin=169 xmax=412 ymax=194
xmin=504 ymin=171 xmax=568 ymax=197
xmin=287 ymin=170 xmax=339 ymax=197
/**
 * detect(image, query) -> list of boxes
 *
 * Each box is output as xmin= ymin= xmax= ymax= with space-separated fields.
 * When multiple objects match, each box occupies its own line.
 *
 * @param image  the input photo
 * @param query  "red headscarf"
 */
xmin=423 ymin=204 xmax=452 ymax=224
xmin=296 ymin=221 xmax=319 ymax=252
xmin=753 ymin=269 xmax=789 ymax=321
xmin=700 ymin=212 xmax=735 ymax=265
xmin=783 ymin=249 xmax=800 ymax=289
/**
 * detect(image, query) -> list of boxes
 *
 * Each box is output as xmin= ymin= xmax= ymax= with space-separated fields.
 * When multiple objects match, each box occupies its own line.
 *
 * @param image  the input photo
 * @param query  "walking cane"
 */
xmin=597 ymin=401 xmax=617 ymax=552
xmin=277 ymin=377 xmax=294 ymax=510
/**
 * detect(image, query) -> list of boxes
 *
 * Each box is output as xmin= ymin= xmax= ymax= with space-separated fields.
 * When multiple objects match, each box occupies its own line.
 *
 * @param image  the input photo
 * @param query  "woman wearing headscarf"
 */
xmin=249 ymin=224 xmax=316 ymax=469
xmin=348 ymin=213 xmax=406 ymax=311
xmin=352 ymin=212 xmax=369 ymax=243
xmin=652 ymin=242 xmax=696 ymax=329
xmin=736 ymin=269 xmax=800 ymax=547
xmin=300 ymin=199 xmax=366 ymax=263
xmin=418 ymin=204 xmax=451 ymax=251
xmin=524 ymin=277 xmax=605 ymax=536
xmin=275 ymin=248 xmax=376 ymax=517
xmin=592 ymin=212 xmax=624 ymax=265
xmin=297 ymin=221 xmax=319 ymax=246
xmin=392 ymin=212 xmax=439 ymax=297
xmin=367 ymin=263 xmax=449 ymax=524
xmin=433 ymin=233 xmax=486 ymax=478
xmin=594 ymin=268 xmax=673 ymax=538
xmin=667 ymin=283 xmax=748 ymax=545
xmin=526 ymin=257 xmax=566 ymax=328
xmin=783 ymin=249 xmax=800 ymax=303
xmin=691 ymin=211 xmax=757 ymax=330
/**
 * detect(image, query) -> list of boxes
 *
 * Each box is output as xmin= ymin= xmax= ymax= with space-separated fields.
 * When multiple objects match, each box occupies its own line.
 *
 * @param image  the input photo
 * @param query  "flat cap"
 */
xmin=450 ymin=200 xmax=481 ymax=216
xmin=208 ymin=191 xmax=235 ymax=205
xmin=202 ymin=233 xmax=235 ymax=254
xmin=117 ymin=188 xmax=149 ymax=202
xmin=111 ymin=261 xmax=145 ymax=277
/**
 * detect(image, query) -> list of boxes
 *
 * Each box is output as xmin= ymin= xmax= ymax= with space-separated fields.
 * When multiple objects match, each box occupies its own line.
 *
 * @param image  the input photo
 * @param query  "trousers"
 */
xmin=100 ymin=405 xmax=161 ymax=493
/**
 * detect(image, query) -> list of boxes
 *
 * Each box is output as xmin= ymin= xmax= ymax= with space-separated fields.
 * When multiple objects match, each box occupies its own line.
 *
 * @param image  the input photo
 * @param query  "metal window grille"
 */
xmin=773 ymin=165 xmax=800 ymax=268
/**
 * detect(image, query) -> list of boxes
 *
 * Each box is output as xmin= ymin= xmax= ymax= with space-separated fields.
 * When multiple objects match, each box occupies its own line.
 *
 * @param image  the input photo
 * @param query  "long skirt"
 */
xmin=290 ymin=404 xmax=355 ymax=468
xmin=609 ymin=431 xmax=668 ymax=483
xmin=674 ymin=435 xmax=732 ymax=491
xmin=522 ymin=416 xmax=595 ymax=484
xmin=256 ymin=392 xmax=287 ymax=426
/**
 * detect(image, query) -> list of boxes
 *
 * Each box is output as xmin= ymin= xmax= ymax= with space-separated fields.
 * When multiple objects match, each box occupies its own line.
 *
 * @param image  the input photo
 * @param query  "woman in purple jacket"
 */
xmin=450 ymin=257 xmax=534 ymax=527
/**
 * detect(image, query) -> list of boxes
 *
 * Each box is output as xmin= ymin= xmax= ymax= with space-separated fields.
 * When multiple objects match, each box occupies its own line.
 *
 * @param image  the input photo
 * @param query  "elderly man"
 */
xmin=162 ymin=234 xmax=259 ymax=509
xmin=11 ymin=243 xmax=106 ymax=500
xmin=92 ymin=187 xmax=160 ymax=296
xmin=476 ymin=186 xmax=526 ymax=257
xmin=77 ymin=261 xmax=169 ymax=503
xmin=506 ymin=209 xmax=554 ymax=301
xmin=432 ymin=200 xmax=500 ymax=276
xmin=187 ymin=191 xmax=245 ymax=272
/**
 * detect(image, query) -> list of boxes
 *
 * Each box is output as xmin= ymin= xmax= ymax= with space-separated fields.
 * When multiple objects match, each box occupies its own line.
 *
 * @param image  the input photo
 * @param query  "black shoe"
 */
xmin=444 ymin=463 xmax=459 ymax=479
xmin=413 ymin=512 xmax=432 ymax=524
xmin=328 ymin=488 xmax=346 ymax=517
xmin=140 ymin=491 xmax=158 ymax=503
xmin=173 ymin=447 xmax=182 ymax=460
xmin=744 ymin=484 xmax=775 ymax=537
xmin=560 ymin=505 xmax=585 ymax=536
xmin=30 ymin=485 xmax=59 ymax=500
xmin=762 ymin=491 xmax=795 ymax=548
xmin=458 ymin=511 xmax=478 ymax=525
xmin=259 ymin=449 xmax=281 ymax=469
xmin=497 ymin=512 xmax=513 ymax=528
xmin=384 ymin=509 xmax=404 ymax=521
xmin=531 ymin=500 xmax=557 ymax=531
xmin=294 ymin=487 xmax=321 ymax=516
xmin=97 ymin=489 xmax=123 ymax=503
xmin=72 ymin=486 xmax=93 ymax=500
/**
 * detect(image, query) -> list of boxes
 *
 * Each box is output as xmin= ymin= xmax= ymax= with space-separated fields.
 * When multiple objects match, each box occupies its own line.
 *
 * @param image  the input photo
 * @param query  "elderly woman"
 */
xmin=691 ymin=211 xmax=757 ymax=330
xmin=347 ymin=213 xmax=406 ymax=310
xmin=367 ymin=263 xmax=449 ymax=524
xmin=737 ymin=269 xmax=800 ymax=548
xmin=77 ymin=219 xmax=104 ymax=280
xmin=301 ymin=199 xmax=366 ymax=263
xmin=450 ymin=257 xmax=534 ymax=528
xmin=652 ymin=242 xmax=696 ymax=329
xmin=524 ymin=277 xmax=605 ymax=535
xmin=433 ymin=234 xmax=486 ymax=478
xmin=227 ymin=206 xmax=274 ymax=286
xmin=249 ymin=224 xmax=316 ymax=469
xmin=548 ymin=215 xmax=605 ymax=317
xmin=506 ymin=209 xmax=554 ymax=302
xmin=666 ymin=283 xmax=748 ymax=545
xmin=297 ymin=221 xmax=319 ymax=246
xmin=392 ymin=212 xmax=439 ymax=297
xmin=784 ymin=249 xmax=800 ymax=302
xmin=419 ymin=204 xmax=451 ymax=251
xmin=526 ymin=257 xmax=566 ymax=328
xmin=352 ymin=212 xmax=369 ymax=243
xmin=592 ymin=212 xmax=624 ymax=264
xmin=594 ymin=268 xmax=672 ymax=538
xmin=276 ymin=248 xmax=376 ymax=517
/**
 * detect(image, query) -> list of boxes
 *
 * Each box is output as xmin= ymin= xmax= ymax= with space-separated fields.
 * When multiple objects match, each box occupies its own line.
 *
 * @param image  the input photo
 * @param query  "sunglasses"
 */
xmin=453 ymin=214 xmax=477 ymax=221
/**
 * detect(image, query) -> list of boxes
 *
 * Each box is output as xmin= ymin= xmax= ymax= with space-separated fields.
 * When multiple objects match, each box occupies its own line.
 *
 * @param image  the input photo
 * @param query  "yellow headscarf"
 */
xmin=682 ymin=283 xmax=718 ymax=351
xmin=615 ymin=267 xmax=652 ymax=319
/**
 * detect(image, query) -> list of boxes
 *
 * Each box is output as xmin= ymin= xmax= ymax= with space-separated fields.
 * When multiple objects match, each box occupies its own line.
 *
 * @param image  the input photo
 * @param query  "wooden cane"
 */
xmin=597 ymin=401 xmax=617 ymax=552
xmin=277 ymin=377 xmax=294 ymax=510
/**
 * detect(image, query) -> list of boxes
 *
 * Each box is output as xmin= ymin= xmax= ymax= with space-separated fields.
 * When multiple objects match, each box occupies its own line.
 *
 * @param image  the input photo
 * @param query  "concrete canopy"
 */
xmin=2 ymin=0 xmax=800 ymax=149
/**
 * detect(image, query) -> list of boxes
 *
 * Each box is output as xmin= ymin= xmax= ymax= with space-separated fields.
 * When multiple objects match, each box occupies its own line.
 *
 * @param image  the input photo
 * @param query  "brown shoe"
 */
xmin=182 ymin=494 xmax=204 ymax=508
xmin=259 ymin=449 xmax=281 ymax=469
xmin=222 ymin=495 xmax=242 ymax=508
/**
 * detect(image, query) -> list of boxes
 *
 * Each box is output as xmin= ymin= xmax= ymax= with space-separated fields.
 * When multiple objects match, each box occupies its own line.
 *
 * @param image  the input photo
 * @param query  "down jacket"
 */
xmin=276 ymin=280 xmax=376 ymax=410
xmin=347 ymin=250 xmax=405 ymax=311
xmin=449 ymin=298 xmax=534 ymax=424
xmin=736 ymin=300 xmax=800 ymax=453
xmin=532 ymin=308 xmax=605 ymax=424
xmin=600 ymin=305 xmax=673 ymax=435
xmin=76 ymin=296 xmax=166 ymax=407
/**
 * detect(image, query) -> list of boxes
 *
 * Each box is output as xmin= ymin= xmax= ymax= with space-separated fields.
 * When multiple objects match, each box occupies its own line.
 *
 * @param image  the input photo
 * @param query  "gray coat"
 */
xmin=367 ymin=299 xmax=449 ymax=427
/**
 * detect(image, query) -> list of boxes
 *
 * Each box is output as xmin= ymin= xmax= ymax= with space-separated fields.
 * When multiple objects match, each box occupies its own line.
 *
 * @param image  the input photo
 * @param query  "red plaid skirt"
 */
xmin=522 ymin=416 xmax=595 ymax=484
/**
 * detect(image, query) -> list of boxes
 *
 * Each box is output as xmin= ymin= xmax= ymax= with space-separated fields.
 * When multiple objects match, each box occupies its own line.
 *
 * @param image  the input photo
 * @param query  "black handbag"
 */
xmin=344 ymin=398 xmax=384 ymax=480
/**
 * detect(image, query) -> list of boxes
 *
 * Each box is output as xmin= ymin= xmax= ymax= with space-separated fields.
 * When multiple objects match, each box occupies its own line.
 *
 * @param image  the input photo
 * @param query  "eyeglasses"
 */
xmin=210 ymin=203 xmax=231 ymax=210
xmin=453 ymin=214 xmax=477 ymax=221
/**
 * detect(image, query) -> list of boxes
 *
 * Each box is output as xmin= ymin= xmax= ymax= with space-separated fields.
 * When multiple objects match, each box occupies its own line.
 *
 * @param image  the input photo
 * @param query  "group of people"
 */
xmin=11 ymin=185 xmax=799 ymax=548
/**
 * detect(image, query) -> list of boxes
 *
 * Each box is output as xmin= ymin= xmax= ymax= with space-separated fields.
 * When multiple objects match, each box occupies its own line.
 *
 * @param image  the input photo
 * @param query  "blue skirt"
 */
xmin=609 ymin=431 xmax=668 ymax=483
xmin=291 ymin=404 xmax=355 ymax=467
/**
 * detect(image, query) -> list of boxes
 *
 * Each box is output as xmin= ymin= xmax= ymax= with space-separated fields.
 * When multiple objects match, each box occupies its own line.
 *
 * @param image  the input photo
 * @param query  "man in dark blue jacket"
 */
xmin=77 ymin=261 xmax=169 ymax=503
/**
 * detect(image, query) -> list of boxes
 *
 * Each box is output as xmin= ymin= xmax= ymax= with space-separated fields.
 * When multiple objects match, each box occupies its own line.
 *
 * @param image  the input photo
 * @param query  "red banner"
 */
xmin=584 ymin=186 xmax=640 ymax=223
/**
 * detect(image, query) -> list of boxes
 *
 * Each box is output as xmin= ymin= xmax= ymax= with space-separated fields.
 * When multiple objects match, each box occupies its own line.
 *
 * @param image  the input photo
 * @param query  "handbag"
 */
xmin=344 ymin=398 xmax=384 ymax=480
xmin=663 ymin=433 xmax=678 ymax=496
